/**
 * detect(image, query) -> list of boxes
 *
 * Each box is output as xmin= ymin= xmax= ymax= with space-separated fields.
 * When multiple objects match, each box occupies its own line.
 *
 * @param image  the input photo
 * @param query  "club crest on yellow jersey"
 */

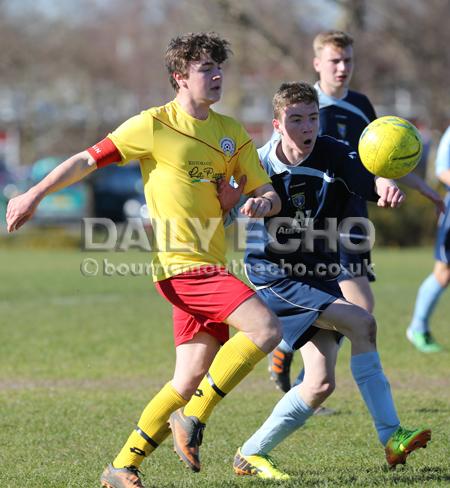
xmin=220 ymin=137 xmax=236 ymax=156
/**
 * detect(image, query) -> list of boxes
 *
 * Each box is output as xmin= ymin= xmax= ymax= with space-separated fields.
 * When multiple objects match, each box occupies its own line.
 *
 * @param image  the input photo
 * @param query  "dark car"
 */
xmin=91 ymin=162 xmax=146 ymax=222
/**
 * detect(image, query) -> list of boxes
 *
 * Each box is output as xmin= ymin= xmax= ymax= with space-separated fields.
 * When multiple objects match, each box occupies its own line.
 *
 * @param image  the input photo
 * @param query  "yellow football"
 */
xmin=358 ymin=116 xmax=423 ymax=178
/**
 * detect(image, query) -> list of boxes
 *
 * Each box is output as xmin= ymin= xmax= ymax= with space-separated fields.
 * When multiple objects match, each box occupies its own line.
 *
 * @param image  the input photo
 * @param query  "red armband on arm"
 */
xmin=86 ymin=137 xmax=122 ymax=168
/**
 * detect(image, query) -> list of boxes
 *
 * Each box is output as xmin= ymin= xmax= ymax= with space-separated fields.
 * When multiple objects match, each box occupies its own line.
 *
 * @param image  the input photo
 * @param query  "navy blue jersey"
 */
xmin=315 ymin=83 xmax=377 ymax=223
xmin=316 ymin=83 xmax=377 ymax=149
xmin=244 ymin=136 xmax=378 ymax=287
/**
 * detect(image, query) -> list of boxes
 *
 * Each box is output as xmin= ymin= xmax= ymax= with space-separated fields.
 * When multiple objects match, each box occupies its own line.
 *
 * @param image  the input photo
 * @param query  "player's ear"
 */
xmin=313 ymin=57 xmax=321 ymax=73
xmin=173 ymin=72 xmax=187 ymax=89
xmin=273 ymin=118 xmax=281 ymax=133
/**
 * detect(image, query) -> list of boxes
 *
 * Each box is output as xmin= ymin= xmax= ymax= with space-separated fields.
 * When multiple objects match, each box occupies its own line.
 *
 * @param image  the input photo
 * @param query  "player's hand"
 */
xmin=240 ymin=195 xmax=272 ymax=218
xmin=420 ymin=186 xmax=445 ymax=215
xmin=217 ymin=175 xmax=247 ymax=212
xmin=6 ymin=190 xmax=40 ymax=232
xmin=375 ymin=177 xmax=405 ymax=208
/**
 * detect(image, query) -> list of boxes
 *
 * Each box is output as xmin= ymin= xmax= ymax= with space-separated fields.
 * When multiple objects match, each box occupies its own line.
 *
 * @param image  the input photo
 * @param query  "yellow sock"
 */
xmin=113 ymin=382 xmax=187 ymax=468
xmin=184 ymin=332 xmax=266 ymax=422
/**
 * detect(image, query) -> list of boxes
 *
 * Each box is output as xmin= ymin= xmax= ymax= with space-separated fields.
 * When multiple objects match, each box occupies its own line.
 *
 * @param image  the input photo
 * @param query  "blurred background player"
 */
xmin=407 ymin=125 xmax=450 ymax=352
xmin=6 ymin=32 xmax=282 ymax=488
xmin=269 ymin=30 xmax=444 ymax=395
xmin=232 ymin=81 xmax=431 ymax=480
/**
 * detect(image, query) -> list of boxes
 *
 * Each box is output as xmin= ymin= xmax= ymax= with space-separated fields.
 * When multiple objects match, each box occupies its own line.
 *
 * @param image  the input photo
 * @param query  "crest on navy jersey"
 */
xmin=337 ymin=123 xmax=347 ymax=139
xmin=291 ymin=192 xmax=305 ymax=209
xmin=219 ymin=137 xmax=236 ymax=156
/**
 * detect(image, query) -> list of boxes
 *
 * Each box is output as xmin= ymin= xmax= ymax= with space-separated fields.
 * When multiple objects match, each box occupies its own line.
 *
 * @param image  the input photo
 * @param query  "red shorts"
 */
xmin=155 ymin=266 xmax=255 ymax=347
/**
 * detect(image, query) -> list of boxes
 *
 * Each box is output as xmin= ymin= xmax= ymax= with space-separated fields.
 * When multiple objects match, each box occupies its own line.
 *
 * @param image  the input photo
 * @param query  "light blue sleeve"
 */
xmin=223 ymin=194 xmax=248 ymax=227
xmin=435 ymin=126 xmax=450 ymax=176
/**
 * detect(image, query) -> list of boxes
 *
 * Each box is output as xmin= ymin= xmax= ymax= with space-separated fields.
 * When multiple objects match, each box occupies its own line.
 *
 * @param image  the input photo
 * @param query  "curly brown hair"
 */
xmin=165 ymin=32 xmax=231 ymax=91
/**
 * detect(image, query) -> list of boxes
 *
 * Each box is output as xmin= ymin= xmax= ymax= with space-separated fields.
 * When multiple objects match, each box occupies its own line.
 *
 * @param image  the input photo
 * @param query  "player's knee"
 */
xmin=307 ymin=378 xmax=335 ymax=404
xmin=316 ymin=380 xmax=335 ymax=400
xmin=269 ymin=315 xmax=283 ymax=347
xmin=255 ymin=309 xmax=282 ymax=349
xmin=438 ymin=268 xmax=450 ymax=287
xmin=359 ymin=312 xmax=377 ymax=345
xmin=346 ymin=308 xmax=377 ymax=346
xmin=171 ymin=383 xmax=194 ymax=400
xmin=172 ymin=368 xmax=208 ymax=399
xmin=263 ymin=315 xmax=283 ymax=350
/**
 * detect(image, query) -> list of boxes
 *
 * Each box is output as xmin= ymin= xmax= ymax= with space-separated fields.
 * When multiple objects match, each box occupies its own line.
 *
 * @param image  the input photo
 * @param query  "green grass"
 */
xmin=0 ymin=247 xmax=449 ymax=487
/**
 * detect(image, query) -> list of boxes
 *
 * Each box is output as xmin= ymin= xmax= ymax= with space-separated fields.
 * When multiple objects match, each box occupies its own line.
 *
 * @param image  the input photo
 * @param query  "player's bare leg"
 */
xmin=316 ymin=299 xmax=431 ymax=465
xmin=339 ymin=275 xmax=374 ymax=313
xmin=297 ymin=330 xmax=339 ymax=409
xmin=169 ymin=332 xmax=220 ymax=472
xmin=285 ymin=275 xmax=373 ymax=413
xmin=315 ymin=298 xmax=376 ymax=355
xmin=171 ymin=295 xmax=281 ymax=471
xmin=172 ymin=332 xmax=221 ymax=399
xmin=225 ymin=294 xmax=282 ymax=352
xmin=234 ymin=330 xmax=338 ymax=479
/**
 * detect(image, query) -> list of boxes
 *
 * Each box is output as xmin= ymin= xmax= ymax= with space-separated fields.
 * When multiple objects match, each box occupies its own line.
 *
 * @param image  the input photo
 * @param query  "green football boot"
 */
xmin=407 ymin=330 xmax=443 ymax=353
xmin=385 ymin=426 xmax=431 ymax=468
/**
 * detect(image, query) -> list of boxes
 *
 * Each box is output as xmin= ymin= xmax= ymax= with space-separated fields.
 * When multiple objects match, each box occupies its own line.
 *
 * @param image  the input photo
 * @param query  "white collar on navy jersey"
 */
xmin=314 ymin=81 xmax=349 ymax=105
xmin=268 ymin=137 xmax=311 ymax=174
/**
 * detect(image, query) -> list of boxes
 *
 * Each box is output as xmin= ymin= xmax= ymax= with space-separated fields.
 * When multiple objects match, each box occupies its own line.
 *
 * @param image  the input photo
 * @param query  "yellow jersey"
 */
xmin=107 ymin=100 xmax=270 ymax=281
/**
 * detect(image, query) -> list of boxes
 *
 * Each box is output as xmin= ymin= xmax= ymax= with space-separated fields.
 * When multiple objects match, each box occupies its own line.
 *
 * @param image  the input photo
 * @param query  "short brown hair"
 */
xmin=165 ymin=32 xmax=231 ymax=91
xmin=272 ymin=82 xmax=318 ymax=119
xmin=313 ymin=30 xmax=353 ymax=56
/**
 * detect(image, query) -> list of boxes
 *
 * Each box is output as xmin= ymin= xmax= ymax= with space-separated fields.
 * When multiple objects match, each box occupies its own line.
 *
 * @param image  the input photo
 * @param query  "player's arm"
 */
xmin=7 ymin=112 xmax=152 ymax=233
xmin=240 ymin=183 xmax=281 ymax=218
xmin=217 ymin=175 xmax=247 ymax=213
xmin=374 ymin=177 xmax=405 ymax=208
xmin=399 ymin=172 xmax=445 ymax=214
xmin=437 ymin=169 xmax=450 ymax=187
xmin=6 ymin=151 xmax=100 ymax=233
xmin=230 ymin=128 xmax=281 ymax=218
xmin=337 ymin=144 xmax=404 ymax=208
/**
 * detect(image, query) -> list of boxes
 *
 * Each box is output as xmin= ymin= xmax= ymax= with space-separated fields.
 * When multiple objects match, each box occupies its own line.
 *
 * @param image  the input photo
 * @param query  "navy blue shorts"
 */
xmin=434 ymin=193 xmax=450 ymax=264
xmin=257 ymin=278 xmax=342 ymax=350
xmin=339 ymin=250 xmax=376 ymax=282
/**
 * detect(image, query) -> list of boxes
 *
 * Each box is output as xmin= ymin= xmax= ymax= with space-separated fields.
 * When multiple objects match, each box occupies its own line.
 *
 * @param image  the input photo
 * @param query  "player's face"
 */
xmin=274 ymin=102 xmax=320 ymax=158
xmin=314 ymin=44 xmax=354 ymax=92
xmin=180 ymin=55 xmax=223 ymax=105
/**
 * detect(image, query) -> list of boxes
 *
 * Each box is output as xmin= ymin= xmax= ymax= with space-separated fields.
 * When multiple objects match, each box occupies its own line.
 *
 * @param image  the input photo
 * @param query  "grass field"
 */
xmin=1 ymin=246 xmax=449 ymax=487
